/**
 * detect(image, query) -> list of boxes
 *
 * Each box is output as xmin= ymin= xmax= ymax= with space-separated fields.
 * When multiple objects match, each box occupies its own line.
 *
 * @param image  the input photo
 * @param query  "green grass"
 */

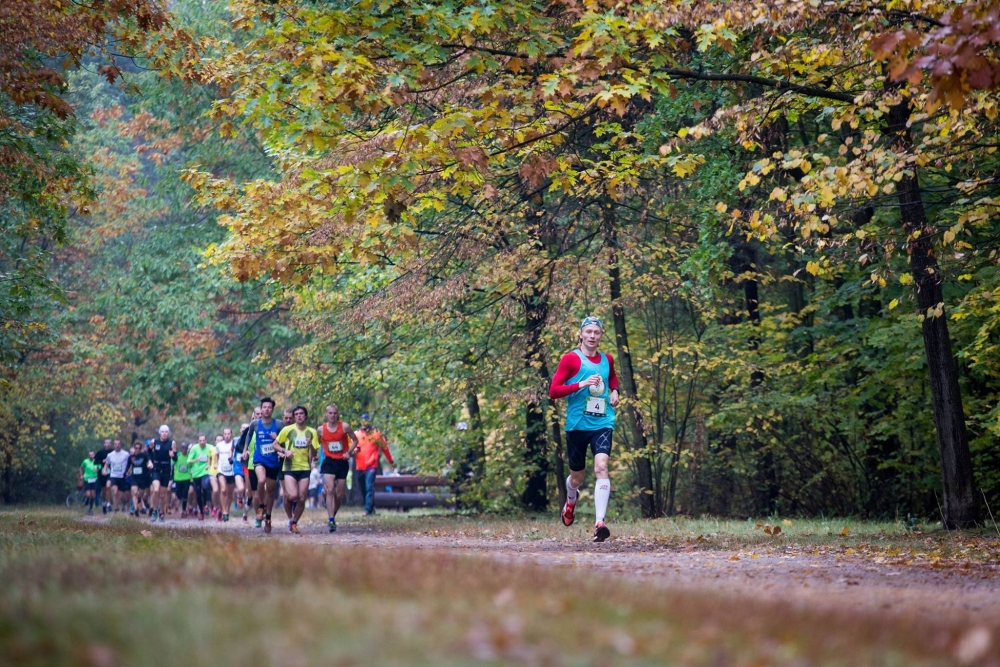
xmin=0 ymin=509 xmax=989 ymax=666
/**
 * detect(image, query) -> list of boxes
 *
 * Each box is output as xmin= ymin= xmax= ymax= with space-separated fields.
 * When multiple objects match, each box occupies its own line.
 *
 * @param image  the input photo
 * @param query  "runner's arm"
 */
xmin=309 ymin=429 xmax=319 ymax=466
xmin=345 ymin=424 xmax=360 ymax=456
xmin=274 ymin=427 xmax=292 ymax=457
xmin=379 ymin=434 xmax=394 ymax=467
xmin=549 ymin=353 xmax=583 ymax=399
xmin=607 ymin=354 xmax=621 ymax=406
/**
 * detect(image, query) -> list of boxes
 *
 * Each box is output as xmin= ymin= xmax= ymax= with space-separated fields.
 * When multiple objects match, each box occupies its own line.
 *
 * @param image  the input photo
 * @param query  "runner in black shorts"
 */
xmin=318 ymin=404 xmax=359 ymax=532
xmin=94 ymin=438 xmax=112 ymax=514
xmin=129 ymin=442 xmax=153 ymax=517
xmin=104 ymin=439 xmax=132 ymax=512
xmin=149 ymin=425 xmax=175 ymax=523
xmin=549 ymin=316 xmax=621 ymax=542
xmin=81 ymin=451 xmax=99 ymax=514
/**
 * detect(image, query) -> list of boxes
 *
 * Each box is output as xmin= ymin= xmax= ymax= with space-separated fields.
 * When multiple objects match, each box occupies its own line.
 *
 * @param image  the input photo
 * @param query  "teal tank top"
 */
xmin=565 ymin=350 xmax=616 ymax=432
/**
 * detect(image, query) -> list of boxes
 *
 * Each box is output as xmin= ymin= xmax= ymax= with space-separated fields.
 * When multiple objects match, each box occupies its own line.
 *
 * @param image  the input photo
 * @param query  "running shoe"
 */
xmin=290 ymin=521 xmax=299 ymax=535
xmin=328 ymin=519 xmax=336 ymax=533
xmin=87 ymin=509 xmax=94 ymax=516
xmin=198 ymin=512 xmax=205 ymax=521
xmin=243 ymin=512 xmax=248 ymax=524
xmin=264 ymin=515 xmax=272 ymax=534
xmin=223 ymin=513 xmax=229 ymax=522
xmin=150 ymin=510 xmax=157 ymax=522
xmin=102 ymin=504 xmax=107 ymax=515
xmin=593 ymin=521 xmax=611 ymax=543
xmin=255 ymin=519 xmax=262 ymax=528
xmin=561 ymin=502 xmax=576 ymax=527
xmin=217 ymin=513 xmax=223 ymax=522
xmin=159 ymin=515 xmax=165 ymax=523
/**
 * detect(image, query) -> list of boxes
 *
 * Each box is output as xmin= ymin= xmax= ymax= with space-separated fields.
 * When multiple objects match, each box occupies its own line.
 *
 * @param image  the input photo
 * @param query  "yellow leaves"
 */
xmin=715 ymin=202 xmax=727 ymax=214
xmin=840 ymin=526 xmax=850 ymax=537
xmin=889 ymin=298 xmax=899 ymax=311
xmin=769 ymin=186 xmax=787 ymax=202
xmin=899 ymin=273 xmax=913 ymax=286
xmin=805 ymin=261 xmax=820 ymax=276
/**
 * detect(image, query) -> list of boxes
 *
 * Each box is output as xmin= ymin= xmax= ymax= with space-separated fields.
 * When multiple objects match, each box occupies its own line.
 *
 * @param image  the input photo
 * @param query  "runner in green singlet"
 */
xmin=81 ymin=451 xmax=99 ymax=515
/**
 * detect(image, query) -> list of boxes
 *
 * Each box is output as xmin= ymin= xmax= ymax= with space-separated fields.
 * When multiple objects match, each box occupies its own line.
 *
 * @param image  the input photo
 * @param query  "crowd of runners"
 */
xmin=79 ymin=316 xmax=621 ymax=542
xmin=80 ymin=402 xmax=395 ymax=534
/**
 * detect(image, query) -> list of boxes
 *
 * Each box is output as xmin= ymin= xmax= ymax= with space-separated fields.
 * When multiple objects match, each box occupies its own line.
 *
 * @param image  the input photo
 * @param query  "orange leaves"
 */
xmin=755 ymin=521 xmax=783 ymax=537
xmin=454 ymin=146 xmax=490 ymax=174
xmin=872 ymin=0 xmax=1000 ymax=112
xmin=518 ymin=153 xmax=559 ymax=189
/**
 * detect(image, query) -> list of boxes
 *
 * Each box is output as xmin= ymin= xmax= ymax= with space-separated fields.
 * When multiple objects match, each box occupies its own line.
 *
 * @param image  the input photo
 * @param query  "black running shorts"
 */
xmin=218 ymin=474 xmax=235 ymax=485
xmin=284 ymin=470 xmax=310 ymax=482
xmin=151 ymin=464 xmax=171 ymax=483
xmin=173 ymin=479 xmax=190 ymax=500
xmin=132 ymin=477 xmax=151 ymax=490
xmin=256 ymin=464 xmax=280 ymax=481
xmin=112 ymin=478 xmax=130 ymax=492
xmin=565 ymin=429 xmax=613 ymax=472
xmin=320 ymin=458 xmax=349 ymax=479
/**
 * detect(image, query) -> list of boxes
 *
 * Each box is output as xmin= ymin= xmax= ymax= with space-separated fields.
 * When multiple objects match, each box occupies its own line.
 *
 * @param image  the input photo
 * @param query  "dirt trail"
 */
xmin=95 ymin=514 xmax=1000 ymax=624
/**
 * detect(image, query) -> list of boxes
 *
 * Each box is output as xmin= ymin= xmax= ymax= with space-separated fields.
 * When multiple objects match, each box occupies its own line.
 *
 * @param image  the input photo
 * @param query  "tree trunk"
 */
xmin=603 ymin=209 xmax=658 ymax=518
xmin=730 ymin=242 xmax=778 ymax=514
xmin=520 ymin=281 xmax=550 ymax=511
xmin=887 ymin=99 xmax=977 ymax=528
xmin=456 ymin=387 xmax=486 ymax=509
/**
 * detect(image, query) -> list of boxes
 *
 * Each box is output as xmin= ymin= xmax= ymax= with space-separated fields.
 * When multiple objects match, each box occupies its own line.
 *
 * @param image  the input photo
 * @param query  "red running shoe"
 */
xmin=561 ymin=502 xmax=576 ymax=527
xmin=593 ymin=521 xmax=611 ymax=543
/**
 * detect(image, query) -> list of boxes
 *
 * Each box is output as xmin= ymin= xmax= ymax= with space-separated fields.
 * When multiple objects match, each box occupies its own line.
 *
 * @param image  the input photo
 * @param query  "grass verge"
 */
xmin=0 ymin=510 xmax=994 ymax=666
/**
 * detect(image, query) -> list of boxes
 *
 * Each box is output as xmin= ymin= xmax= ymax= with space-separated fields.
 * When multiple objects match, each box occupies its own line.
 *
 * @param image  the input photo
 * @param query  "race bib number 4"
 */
xmin=584 ymin=397 xmax=607 ymax=416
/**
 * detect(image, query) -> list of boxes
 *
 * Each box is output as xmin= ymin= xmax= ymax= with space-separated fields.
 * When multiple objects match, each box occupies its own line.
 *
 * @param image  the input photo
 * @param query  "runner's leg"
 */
xmin=593 ymin=453 xmax=610 ymax=522
xmin=282 ymin=474 xmax=299 ymax=531
xmin=294 ymin=477 xmax=309 ymax=524
xmin=283 ymin=473 xmax=296 ymax=522
xmin=210 ymin=475 xmax=220 ymax=518
xmin=150 ymin=479 xmax=161 ymax=519
xmin=323 ymin=474 xmax=337 ymax=520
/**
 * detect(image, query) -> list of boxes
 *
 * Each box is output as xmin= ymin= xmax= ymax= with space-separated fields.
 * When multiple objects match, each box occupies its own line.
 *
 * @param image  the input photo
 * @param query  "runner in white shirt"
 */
xmin=103 ymin=440 xmax=132 ymax=513
xmin=214 ymin=430 xmax=236 ymax=523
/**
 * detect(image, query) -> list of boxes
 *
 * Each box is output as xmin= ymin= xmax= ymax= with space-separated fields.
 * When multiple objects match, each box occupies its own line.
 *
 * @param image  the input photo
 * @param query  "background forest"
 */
xmin=3 ymin=0 xmax=999 ymax=527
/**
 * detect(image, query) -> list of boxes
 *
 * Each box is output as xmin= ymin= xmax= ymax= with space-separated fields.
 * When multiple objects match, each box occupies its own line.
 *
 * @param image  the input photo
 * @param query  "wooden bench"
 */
xmin=372 ymin=475 xmax=454 ymax=509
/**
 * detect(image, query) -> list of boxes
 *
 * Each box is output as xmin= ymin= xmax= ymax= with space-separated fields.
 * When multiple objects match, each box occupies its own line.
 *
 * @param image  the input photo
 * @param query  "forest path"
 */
xmin=97 ymin=511 xmax=1000 ymax=625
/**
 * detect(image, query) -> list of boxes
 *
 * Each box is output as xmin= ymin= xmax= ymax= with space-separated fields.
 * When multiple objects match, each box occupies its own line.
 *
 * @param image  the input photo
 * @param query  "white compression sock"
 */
xmin=565 ymin=476 xmax=580 ymax=504
xmin=594 ymin=479 xmax=611 ymax=523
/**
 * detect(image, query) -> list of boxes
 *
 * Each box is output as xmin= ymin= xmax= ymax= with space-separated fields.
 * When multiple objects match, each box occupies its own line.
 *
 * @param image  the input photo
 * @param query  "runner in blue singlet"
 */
xmin=243 ymin=397 xmax=283 ymax=534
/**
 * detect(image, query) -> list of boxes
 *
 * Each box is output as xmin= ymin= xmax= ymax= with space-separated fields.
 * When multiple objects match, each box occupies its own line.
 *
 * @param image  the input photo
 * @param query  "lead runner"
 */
xmin=549 ymin=315 xmax=620 ymax=542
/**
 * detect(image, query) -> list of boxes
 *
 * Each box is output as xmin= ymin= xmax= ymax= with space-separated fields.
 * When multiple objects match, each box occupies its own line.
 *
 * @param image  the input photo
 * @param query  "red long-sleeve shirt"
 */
xmin=549 ymin=350 xmax=619 ymax=400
